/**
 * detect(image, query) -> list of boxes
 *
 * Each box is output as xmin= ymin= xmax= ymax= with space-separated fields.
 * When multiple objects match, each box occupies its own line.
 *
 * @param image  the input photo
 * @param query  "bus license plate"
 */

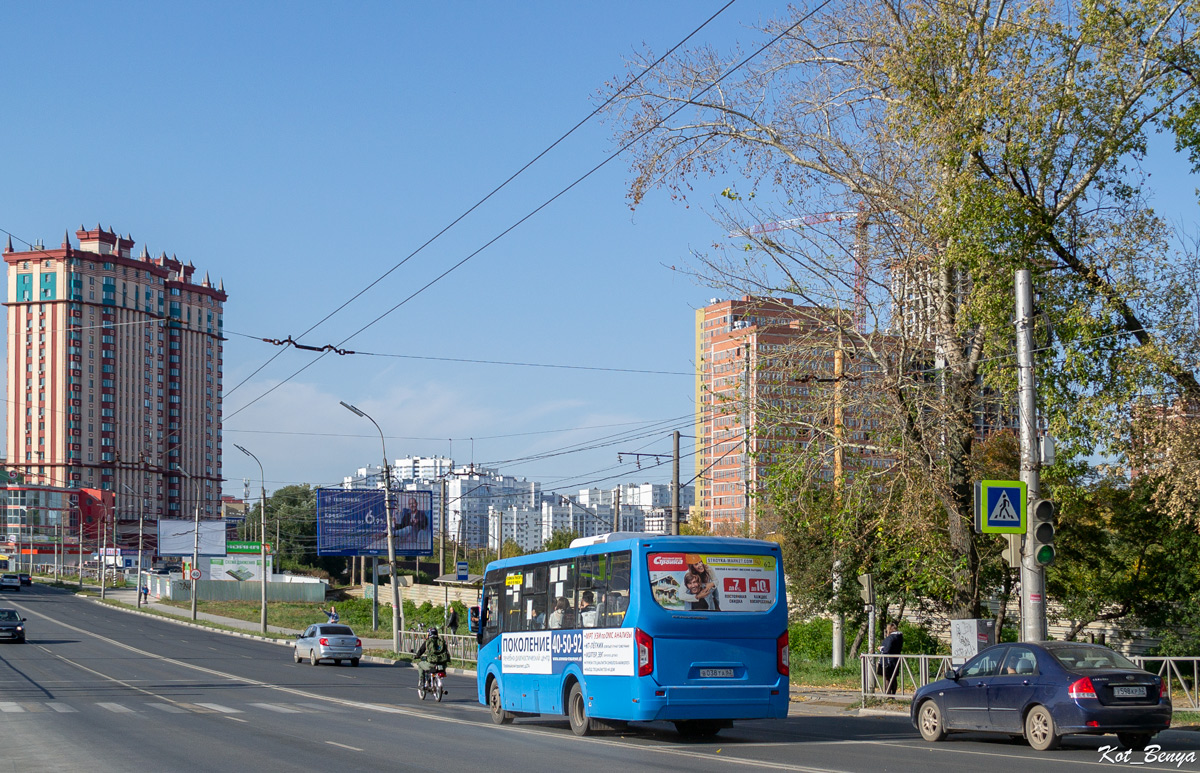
xmin=699 ymin=668 xmax=734 ymax=678
xmin=1113 ymin=686 xmax=1146 ymax=697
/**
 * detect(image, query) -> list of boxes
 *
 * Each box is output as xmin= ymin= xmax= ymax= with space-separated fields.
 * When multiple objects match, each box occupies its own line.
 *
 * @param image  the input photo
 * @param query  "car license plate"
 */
xmin=1113 ymin=686 xmax=1146 ymax=697
xmin=699 ymin=668 xmax=734 ymax=678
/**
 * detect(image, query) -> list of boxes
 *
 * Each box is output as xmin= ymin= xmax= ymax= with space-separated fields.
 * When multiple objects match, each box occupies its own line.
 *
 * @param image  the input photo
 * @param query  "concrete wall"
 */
xmin=150 ymin=575 xmax=326 ymax=603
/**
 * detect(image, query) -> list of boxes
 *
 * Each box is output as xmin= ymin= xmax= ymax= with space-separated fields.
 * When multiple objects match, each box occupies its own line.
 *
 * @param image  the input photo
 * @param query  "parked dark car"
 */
xmin=17 ymin=573 xmax=31 ymax=587
xmin=912 ymin=642 xmax=1171 ymax=751
xmin=0 ymin=608 xmax=26 ymax=642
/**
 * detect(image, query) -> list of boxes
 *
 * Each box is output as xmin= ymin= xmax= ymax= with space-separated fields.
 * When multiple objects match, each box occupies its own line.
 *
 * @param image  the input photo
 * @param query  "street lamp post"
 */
xmin=179 ymin=467 xmax=201 ymax=621
xmin=234 ymin=444 xmax=269 ymax=635
xmin=120 ymin=482 xmax=146 ymax=609
xmin=340 ymin=401 xmax=402 ymax=653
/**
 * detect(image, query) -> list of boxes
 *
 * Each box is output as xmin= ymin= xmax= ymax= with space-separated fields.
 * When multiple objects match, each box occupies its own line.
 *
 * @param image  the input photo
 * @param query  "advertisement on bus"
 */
xmin=646 ymin=552 xmax=777 ymax=612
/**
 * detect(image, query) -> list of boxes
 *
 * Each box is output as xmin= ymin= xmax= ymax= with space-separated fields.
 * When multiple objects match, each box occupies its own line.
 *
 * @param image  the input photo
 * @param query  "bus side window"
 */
xmin=601 ymin=551 xmax=632 ymax=627
xmin=481 ymin=585 xmax=501 ymax=645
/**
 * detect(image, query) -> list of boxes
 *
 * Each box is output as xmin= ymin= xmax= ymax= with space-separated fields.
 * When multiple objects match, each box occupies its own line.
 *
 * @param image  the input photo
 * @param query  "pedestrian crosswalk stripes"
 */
xmin=0 ymin=701 xmax=332 ymax=715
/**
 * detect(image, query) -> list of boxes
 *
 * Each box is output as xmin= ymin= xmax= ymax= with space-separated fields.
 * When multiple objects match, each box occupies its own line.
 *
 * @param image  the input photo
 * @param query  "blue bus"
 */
xmin=473 ymin=533 xmax=789 ymax=737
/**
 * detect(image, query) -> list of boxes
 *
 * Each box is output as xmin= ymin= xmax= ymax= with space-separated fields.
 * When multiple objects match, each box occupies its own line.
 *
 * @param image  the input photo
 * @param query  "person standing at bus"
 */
xmin=579 ymin=591 xmax=598 ymax=627
xmin=548 ymin=596 xmax=572 ymax=629
xmin=879 ymin=622 xmax=904 ymax=694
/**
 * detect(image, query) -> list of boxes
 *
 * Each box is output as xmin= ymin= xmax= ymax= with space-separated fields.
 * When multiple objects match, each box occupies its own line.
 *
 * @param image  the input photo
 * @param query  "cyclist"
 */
xmin=414 ymin=626 xmax=450 ymax=689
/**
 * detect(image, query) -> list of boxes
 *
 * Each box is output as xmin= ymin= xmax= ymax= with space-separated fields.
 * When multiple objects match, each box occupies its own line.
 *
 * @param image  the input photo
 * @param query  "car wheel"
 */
xmin=309 ymin=649 xmax=319 ymax=666
xmin=293 ymin=648 xmax=302 ymax=664
xmin=488 ymin=679 xmax=513 ymax=725
xmin=350 ymin=658 xmax=360 ymax=667
xmin=568 ymin=682 xmax=592 ymax=737
xmin=918 ymin=699 xmax=948 ymax=742
xmin=335 ymin=660 xmax=343 ymax=666
xmin=1025 ymin=705 xmax=1061 ymax=751
xmin=1118 ymin=733 xmax=1152 ymax=751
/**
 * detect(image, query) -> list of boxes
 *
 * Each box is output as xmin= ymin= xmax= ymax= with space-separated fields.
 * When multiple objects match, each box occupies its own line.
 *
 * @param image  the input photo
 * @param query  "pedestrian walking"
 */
xmin=879 ymin=622 xmax=904 ymax=695
xmin=447 ymin=606 xmax=459 ymax=635
xmin=140 ymin=582 xmax=149 ymax=604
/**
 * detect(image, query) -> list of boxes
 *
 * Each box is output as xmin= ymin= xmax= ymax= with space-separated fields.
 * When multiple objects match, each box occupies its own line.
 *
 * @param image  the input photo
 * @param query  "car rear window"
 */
xmin=320 ymin=625 xmax=355 ymax=636
xmin=1049 ymin=646 xmax=1138 ymax=671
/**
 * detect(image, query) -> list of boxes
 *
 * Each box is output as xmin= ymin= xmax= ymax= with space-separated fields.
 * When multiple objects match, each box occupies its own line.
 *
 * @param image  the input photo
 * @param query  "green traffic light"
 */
xmin=1035 ymin=544 xmax=1055 ymax=565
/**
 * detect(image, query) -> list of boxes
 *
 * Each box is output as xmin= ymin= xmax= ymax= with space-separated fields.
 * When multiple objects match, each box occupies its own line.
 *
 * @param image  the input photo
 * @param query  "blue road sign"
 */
xmin=456 ymin=560 xmax=469 ymax=582
xmin=975 ymin=480 xmax=1027 ymax=534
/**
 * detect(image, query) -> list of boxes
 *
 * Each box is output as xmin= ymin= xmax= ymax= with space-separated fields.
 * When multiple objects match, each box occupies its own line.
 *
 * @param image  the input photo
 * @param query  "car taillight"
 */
xmin=635 ymin=628 xmax=653 ymax=677
xmin=1160 ymin=680 xmax=1169 ymax=699
xmin=777 ymin=631 xmax=790 ymax=676
xmin=319 ymin=638 xmax=329 ymax=646
xmin=1068 ymin=676 xmax=1096 ymax=700
xmin=355 ymin=638 xmax=362 ymax=647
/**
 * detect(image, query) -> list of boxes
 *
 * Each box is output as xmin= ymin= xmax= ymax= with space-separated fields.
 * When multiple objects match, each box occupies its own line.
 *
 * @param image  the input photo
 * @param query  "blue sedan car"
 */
xmin=912 ymin=642 xmax=1171 ymax=751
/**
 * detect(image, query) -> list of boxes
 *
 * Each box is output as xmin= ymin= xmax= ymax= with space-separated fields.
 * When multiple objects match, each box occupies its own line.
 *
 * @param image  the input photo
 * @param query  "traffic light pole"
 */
xmin=1016 ymin=270 xmax=1047 ymax=642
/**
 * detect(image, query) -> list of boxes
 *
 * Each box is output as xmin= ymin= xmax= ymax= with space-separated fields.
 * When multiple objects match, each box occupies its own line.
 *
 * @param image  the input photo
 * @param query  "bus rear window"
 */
xmin=647 ymin=552 xmax=777 ymax=612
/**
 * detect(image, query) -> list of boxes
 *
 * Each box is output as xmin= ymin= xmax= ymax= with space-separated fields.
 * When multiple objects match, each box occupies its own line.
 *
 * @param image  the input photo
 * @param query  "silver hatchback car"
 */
xmin=294 ymin=624 xmax=362 ymax=666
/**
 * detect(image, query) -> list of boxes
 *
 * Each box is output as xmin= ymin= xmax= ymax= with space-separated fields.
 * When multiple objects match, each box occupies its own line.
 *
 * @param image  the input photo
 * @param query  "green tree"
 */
xmin=608 ymin=0 xmax=1200 ymax=617
xmin=541 ymin=530 xmax=579 ymax=552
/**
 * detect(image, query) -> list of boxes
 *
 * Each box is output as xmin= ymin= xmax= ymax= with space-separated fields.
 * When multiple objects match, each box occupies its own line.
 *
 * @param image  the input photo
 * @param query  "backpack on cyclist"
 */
xmin=428 ymin=636 xmax=450 ymax=666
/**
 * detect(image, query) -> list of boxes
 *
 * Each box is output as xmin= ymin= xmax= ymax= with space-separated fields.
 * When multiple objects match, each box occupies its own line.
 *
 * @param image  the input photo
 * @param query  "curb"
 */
xmin=857 ymin=708 xmax=909 ymax=717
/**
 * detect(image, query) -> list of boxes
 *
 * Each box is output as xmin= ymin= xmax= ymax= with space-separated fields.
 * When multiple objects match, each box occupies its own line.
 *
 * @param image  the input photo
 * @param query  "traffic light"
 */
xmin=1029 ymin=499 xmax=1056 ymax=566
xmin=857 ymin=573 xmax=874 ymax=604
xmin=1002 ymin=533 xmax=1021 ymax=568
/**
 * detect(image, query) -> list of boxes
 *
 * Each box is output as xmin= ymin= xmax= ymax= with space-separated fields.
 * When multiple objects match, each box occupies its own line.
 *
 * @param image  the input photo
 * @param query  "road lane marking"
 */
xmin=226 ymin=717 xmax=248 ymax=723
xmin=145 ymin=703 xmax=187 ymax=713
xmin=46 ymin=703 xmax=76 ymax=713
xmin=326 ymin=741 xmax=363 ymax=752
xmin=97 ymin=702 xmax=134 ymax=713
xmin=0 ymin=702 xmax=25 ymax=713
xmin=23 ymin=606 xmax=846 ymax=773
xmin=194 ymin=703 xmax=242 ymax=713
xmin=250 ymin=703 xmax=302 ymax=713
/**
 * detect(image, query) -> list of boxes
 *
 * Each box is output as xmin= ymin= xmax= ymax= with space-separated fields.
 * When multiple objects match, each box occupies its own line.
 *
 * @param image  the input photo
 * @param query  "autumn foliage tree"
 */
xmin=608 ymin=0 xmax=1200 ymax=618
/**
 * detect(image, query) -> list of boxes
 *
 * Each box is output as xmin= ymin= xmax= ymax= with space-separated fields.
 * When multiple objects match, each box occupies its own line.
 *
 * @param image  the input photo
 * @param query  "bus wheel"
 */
xmin=675 ymin=720 xmax=722 ymax=739
xmin=489 ymin=679 xmax=513 ymax=725
xmin=568 ymin=683 xmax=592 ymax=737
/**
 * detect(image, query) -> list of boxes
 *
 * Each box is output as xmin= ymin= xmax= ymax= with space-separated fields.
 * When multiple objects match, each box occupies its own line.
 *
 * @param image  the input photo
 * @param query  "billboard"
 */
xmin=201 ymin=554 xmax=273 ymax=582
xmin=157 ymin=519 xmax=227 ymax=557
xmin=316 ymin=488 xmax=434 ymax=557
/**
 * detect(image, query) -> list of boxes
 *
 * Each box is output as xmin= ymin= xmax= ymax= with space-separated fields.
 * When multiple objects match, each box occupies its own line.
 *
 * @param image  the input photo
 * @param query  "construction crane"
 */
xmin=731 ymin=209 xmax=872 ymax=332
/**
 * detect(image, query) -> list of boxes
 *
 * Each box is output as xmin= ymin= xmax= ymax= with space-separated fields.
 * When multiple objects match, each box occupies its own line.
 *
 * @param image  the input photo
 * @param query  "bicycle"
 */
xmin=417 ymin=664 xmax=446 ymax=702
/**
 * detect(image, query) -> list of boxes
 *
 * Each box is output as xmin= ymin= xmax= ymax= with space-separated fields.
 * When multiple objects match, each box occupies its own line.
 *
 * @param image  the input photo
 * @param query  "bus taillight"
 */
xmin=777 ymin=631 xmax=790 ymax=676
xmin=635 ymin=628 xmax=654 ymax=676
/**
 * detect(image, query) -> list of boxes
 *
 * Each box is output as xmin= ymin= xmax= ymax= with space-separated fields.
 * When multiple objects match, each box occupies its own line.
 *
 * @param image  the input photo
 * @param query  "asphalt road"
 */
xmin=0 ymin=584 xmax=1195 ymax=773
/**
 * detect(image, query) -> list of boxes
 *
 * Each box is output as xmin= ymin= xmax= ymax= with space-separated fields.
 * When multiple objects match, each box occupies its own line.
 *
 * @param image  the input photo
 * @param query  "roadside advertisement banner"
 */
xmin=202 ymin=555 xmax=273 ymax=582
xmin=157 ymin=519 xmax=227 ymax=557
xmin=646 ymin=552 xmax=777 ymax=612
xmin=316 ymin=488 xmax=433 ymax=557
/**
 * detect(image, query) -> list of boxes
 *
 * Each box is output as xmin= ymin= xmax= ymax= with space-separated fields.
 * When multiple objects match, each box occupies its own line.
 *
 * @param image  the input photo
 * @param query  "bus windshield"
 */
xmin=647 ymin=552 xmax=778 ymax=612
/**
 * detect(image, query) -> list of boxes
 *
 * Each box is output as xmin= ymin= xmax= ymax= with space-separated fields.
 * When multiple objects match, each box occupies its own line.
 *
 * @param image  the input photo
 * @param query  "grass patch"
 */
xmin=98 ymin=598 xmax=295 ymax=639
xmin=1174 ymin=710 xmax=1200 ymax=727
xmin=790 ymin=659 xmax=860 ymax=689
xmin=156 ymin=596 xmax=466 ymax=637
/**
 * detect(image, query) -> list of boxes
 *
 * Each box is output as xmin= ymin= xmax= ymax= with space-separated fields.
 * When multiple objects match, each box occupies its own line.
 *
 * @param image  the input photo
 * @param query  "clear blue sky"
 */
xmin=1 ymin=2 xmax=1194 ymax=499
xmin=0 ymin=2 xmax=769 ymax=497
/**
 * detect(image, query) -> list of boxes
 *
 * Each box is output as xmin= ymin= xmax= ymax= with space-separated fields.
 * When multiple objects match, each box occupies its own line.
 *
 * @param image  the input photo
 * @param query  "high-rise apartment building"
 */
xmin=695 ymin=296 xmax=840 ymax=532
xmin=4 ymin=225 xmax=225 ymax=551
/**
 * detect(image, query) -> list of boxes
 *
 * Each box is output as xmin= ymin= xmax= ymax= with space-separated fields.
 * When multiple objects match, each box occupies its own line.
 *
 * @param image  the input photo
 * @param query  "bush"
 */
xmin=898 ymin=621 xmax=946 ymax=655
xmin=789 ymin=618 xmax=834 ymax=662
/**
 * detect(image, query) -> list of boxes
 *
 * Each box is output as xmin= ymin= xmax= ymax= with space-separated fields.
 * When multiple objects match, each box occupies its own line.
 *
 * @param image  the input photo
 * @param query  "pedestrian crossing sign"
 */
xmin=974 ymin=480 xmax=1027 ymax=534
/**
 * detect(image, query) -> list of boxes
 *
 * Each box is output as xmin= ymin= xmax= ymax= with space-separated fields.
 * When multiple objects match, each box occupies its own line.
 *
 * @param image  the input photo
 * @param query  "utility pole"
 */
xmin=671 ymin=431 xmax=681 ymax=536
xmin=832 ymin=329 xmax=845 ymax=668
xmin=612 ymin=486 xmax=621 ymax=532
xmin=99 ymin=503 xmax=108 ymax=600
xmin=441 ymin=475 xmax=448 ymax=630
xmin=1016 ymin=270 xmax=1046 ymax=642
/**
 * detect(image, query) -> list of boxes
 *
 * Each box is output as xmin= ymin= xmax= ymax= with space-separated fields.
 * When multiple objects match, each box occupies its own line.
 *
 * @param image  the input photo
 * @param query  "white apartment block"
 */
xmin=447 ymin=469 xmax=541 ymax=549
xmin=487 ymin=506 xmax=544 ymax=553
